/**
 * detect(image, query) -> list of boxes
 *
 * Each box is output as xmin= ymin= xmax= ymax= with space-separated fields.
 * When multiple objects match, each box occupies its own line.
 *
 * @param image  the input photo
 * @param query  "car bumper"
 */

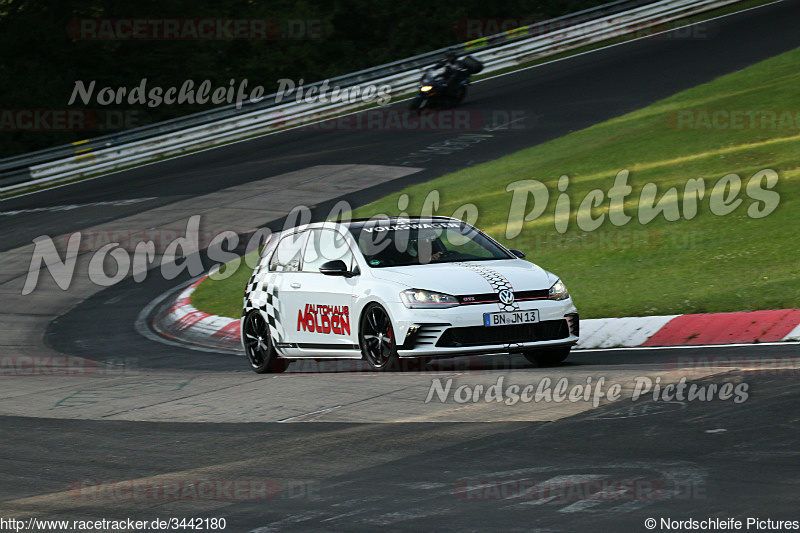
xmin=389 ymin=298 xmax=579 ymax=358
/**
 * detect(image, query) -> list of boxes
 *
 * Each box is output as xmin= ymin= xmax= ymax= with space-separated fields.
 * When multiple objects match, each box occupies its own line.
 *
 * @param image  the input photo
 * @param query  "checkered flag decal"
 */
xmin=244 ymin=264 xmax=284 ymax=344
xmin=456 ymin=262 xmax=520 ymax=312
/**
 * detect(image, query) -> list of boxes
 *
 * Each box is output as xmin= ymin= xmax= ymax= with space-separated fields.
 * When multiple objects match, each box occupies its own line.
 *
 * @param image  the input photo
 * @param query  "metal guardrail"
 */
xmin=0 ymin=0 xmax=742 ymax=190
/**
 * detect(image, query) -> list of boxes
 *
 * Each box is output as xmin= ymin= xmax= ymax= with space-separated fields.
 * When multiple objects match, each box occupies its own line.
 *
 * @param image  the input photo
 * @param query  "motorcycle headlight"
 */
xmin=548 ymin=279 xmax=569 ymax=301
xmin=420 ymin=85 xmax=433 ymax=92
xmin=400 ymin=289 xmax=459 ymax=308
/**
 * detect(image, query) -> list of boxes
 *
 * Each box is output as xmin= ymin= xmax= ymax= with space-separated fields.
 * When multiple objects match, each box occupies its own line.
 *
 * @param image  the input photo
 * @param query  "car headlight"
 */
xmin=400 ymin=289 xmax=459 ymax=308
xmin=548 ymin=279 xmax=569 ymax=301
xmin=420 ymin=85 xmax=433 ymax=92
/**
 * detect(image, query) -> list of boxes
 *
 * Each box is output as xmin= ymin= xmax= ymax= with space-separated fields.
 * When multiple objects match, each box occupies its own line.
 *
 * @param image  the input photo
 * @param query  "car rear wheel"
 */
xmin=359 ymin=303 xmax=399 ymax=371
xmin=523 ymin=346 xmax=571 ymax=367
xmin=243 ymin=310 xmax=287 ymax=374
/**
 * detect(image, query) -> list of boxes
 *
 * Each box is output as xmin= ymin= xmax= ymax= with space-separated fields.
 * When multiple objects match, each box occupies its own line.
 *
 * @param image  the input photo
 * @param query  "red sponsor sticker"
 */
xmin=297 ymin=304 xmax=350 ymax=335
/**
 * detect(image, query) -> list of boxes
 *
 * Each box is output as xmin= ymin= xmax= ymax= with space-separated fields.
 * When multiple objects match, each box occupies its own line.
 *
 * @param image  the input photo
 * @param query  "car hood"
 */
xmin=368 ymin=259 xmax=556 ymax=295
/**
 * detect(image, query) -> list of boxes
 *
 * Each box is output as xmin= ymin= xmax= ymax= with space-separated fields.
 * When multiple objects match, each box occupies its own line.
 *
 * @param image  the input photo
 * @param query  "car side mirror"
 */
xmin=319 ymin=260 xmax=355 ymax=277
xmin=510 ymin=249 xmax=526 ymax=259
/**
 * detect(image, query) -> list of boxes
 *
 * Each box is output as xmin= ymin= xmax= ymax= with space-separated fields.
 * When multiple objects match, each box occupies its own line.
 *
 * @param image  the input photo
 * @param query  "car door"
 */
xmin=266 ymin=229 xmax=309 ymax=351
xmin=290 ymin=228 xmax=359 ymax=355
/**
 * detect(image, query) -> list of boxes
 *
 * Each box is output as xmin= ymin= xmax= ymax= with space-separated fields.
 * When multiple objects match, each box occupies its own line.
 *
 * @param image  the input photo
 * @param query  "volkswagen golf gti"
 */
xmin=241 ymin=216 xmax=579 ymax=372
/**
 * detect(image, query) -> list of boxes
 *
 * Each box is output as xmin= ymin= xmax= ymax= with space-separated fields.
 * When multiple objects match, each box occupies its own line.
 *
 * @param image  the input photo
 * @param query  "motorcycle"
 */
xmin=408 ymin=56 xmax=483 ymax=110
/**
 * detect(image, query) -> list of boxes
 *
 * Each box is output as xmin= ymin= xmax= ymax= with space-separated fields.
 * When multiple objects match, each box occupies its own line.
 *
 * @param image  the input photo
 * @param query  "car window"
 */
xmin=269 ymin=231 xmax=308 ymax=272
xmin=351 ymin=221 xmax=510 ymax=267
xmin=302 ymin=228 xmax=354 ymax=272
xmin=438 ymin=230 xmax=497 ymax=258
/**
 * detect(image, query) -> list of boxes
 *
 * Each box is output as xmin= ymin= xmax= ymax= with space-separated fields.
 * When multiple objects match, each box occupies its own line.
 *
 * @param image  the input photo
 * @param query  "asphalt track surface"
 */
xmin=3 ymin=370 xmax=799 ymax=532
xmin=2 ymin=1 xmax=800 ymax=531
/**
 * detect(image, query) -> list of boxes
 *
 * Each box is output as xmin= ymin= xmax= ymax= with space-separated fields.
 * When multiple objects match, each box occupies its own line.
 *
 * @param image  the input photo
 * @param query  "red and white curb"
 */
xmin=153 ymin=278 xmax=241 ymax=351
xmin=579 ymin=309 xmax=800 ymax=348
xmin=156 ymin=277 xmax=800 ymax=352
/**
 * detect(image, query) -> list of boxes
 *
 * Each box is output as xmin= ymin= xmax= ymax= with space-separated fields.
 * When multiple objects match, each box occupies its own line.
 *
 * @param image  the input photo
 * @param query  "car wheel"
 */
xmin=523 ymin=346 xmax=571 ymax=367
xmin=243 ymin=310 xmax=287 ymax=374
xmin=359 ymin=303 xmax=399 ymax=371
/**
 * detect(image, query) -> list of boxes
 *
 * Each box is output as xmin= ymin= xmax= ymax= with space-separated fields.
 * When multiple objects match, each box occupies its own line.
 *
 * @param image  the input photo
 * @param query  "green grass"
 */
xmin=191 ymin=251 xmax=261 ymax=319
xmin=193 ymin=45 xmax=800 ymax=319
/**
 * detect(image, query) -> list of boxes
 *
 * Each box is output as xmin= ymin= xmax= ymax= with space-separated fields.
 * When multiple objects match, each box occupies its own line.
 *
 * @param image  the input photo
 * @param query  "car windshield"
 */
xmin=349 ymin=220 xmax=511 ymax=268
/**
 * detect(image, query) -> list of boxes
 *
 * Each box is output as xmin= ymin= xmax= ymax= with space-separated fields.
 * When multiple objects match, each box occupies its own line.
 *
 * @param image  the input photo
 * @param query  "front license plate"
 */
xmin=484 ymin=310 xmax=539 ymax=327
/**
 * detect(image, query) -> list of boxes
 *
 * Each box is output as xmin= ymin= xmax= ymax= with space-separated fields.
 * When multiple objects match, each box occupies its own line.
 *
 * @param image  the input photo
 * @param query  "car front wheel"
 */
xmin=243 ymin=310 xmax=287 ymax=374
xmin=359 ymin=303 xmax=399 ymax=371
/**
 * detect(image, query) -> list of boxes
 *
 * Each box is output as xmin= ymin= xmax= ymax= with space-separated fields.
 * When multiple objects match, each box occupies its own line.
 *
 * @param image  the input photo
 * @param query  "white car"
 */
xmin=241 ymin=217 xmax=579 ymax=372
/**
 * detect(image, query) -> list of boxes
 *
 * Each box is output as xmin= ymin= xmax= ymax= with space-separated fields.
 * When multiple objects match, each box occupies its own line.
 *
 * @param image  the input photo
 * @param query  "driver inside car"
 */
xmin=407 ymin=232 xmax=446 ymax=263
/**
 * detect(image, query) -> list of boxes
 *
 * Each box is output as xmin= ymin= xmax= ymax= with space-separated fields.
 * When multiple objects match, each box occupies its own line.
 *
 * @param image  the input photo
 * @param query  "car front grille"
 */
xmin=457 ymin=289 xmax=549 ymax=305
xmin=436 ymin=319 xmax=570 ymax=348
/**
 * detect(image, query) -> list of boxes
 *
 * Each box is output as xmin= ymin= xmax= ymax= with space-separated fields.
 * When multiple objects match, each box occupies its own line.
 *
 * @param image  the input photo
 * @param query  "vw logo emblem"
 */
xmin=498 ymin=289 xmax=515 ymax=305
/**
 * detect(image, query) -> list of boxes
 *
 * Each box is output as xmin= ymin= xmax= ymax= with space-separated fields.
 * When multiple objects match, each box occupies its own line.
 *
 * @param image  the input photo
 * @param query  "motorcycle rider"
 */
xmin=410 ymin=50 xmax=472 ymax=109
xmin=435 ymin=51 xmax=465 ymax=91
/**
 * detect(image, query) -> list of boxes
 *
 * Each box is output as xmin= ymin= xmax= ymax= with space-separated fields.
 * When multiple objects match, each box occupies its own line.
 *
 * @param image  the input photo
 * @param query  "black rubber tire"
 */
xmin=242 ymin=310 xmax=287 ymax=374
xmin=523 ymin=346 xmax=571 ymax=367
xmin=359 ymin=303 xmax=400 ymax=371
